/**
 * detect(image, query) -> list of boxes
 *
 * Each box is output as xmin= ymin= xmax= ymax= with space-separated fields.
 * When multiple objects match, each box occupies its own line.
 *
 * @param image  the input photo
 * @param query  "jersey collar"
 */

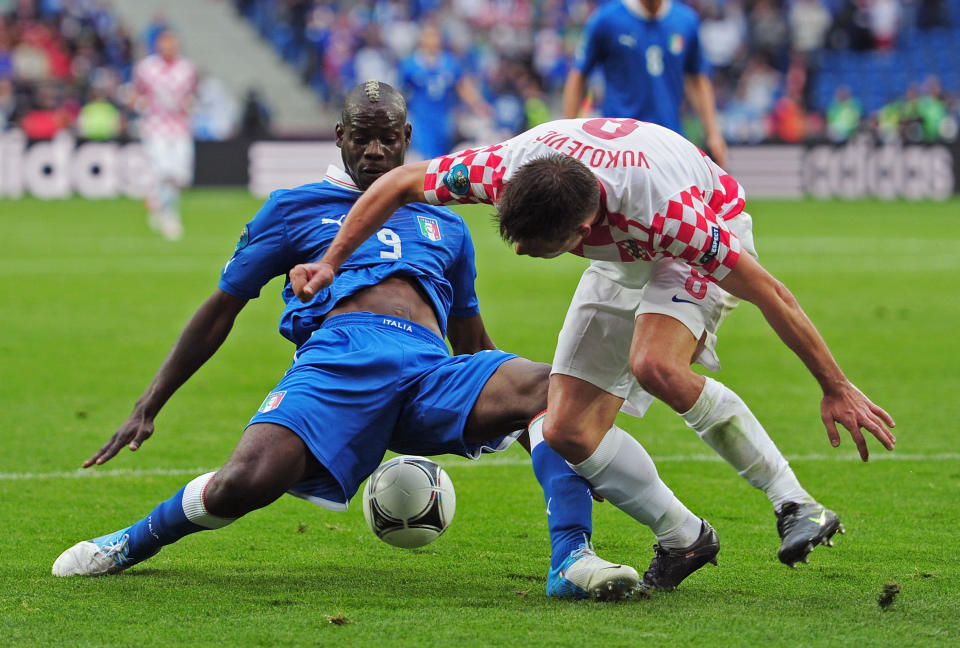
xmin=324 ymin=165 xmax=361 ymax=193
xmin=622 ymin=0 xmax=672 ymax=19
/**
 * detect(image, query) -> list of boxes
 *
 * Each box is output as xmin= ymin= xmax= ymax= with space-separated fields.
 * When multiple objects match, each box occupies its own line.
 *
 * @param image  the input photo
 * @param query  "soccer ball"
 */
xmin=362 ymin=456 xmax=456 ymax=549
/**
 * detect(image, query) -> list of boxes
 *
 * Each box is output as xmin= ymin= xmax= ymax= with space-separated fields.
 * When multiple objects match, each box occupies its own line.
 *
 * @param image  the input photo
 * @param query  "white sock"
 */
xmin=158 ymin=182 xmax=181 ymax=221
xmin=182 ymin=472 xmax=235 ymax=529
xmin=681 ymin=377 xmax=814 ymax=511
xmin=569 ymin=425 xmax=702 ymax=548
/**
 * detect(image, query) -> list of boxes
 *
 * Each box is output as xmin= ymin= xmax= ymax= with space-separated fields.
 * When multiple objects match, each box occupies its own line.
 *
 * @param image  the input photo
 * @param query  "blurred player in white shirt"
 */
xmin=133 ymin=29 xmax=197 ymax=240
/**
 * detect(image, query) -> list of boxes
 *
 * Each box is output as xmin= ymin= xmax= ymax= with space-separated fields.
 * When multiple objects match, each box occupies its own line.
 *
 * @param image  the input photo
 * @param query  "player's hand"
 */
xmin=290 ymin=261 xmax=335 ymax=302
xmin=707 ymin=132 xmax=729 ymax=169
xmin=820 ymin=381 xmax=896 ymax=462
xmin=83 ymin=409 xmax=155 ymax=467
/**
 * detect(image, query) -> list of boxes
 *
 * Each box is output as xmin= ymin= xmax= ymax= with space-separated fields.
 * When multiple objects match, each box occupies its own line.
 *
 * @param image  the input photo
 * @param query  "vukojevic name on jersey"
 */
xmin=423 ymin=118 xmax=746 ymax=282
xmin=219 ymin=165 xmax=481 ymax=347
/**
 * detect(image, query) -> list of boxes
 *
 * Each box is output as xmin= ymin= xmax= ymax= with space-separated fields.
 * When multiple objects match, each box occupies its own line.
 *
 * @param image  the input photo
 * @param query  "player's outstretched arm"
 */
xmin=561 ymin=69 xmax=588 ymax=119
xmin=291 ymin=160 xmax=431 ymax=301
xmin=717 ymin=254 xmax=896 ymax=461
xmin=83 ymin=289 xmax=247 ymax=467
xmin=684 ymin=74 xmax=728 ymax=168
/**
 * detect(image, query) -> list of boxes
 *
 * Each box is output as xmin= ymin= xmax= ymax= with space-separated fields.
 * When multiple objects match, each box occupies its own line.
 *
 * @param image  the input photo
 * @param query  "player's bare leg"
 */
xmin=52 ymin=424 xmax=316 ymax=576
xmin=543 ymin=373 xmax=718 ymax=590
xmin=630 ymin=313 xmax=842 ymax=566
xmin=466 ymin=358 xmax=639 ymax=600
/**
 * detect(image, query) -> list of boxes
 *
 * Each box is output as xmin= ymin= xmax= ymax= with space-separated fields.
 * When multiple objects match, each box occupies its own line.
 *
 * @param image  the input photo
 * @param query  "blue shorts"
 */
xmin=248 ymin=312 xmax=517 ymax=511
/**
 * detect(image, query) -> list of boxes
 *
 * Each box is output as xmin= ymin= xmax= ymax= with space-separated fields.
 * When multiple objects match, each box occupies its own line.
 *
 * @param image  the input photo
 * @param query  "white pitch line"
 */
xmin=0 ymin=466 xmax=215 ymax=481
xmin=1 ymin=452 xmax=956 ymax=481
xmin=445 ymin=451 xmax=960 ymax=467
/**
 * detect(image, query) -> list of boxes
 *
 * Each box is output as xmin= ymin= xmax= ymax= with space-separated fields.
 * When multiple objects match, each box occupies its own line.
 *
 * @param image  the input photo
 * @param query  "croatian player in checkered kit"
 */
xmin=133 ymin=29 xmax=197 ymax=240
xmin=292 ymin=117 xmax=897 ymax=588
xmin=52 ymin=84 xmax=646 ymax=600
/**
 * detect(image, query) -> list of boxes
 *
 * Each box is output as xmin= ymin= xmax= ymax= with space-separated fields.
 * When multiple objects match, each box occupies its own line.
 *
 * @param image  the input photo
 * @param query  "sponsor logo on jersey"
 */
xmin=258 ymin=391 xmax=286 ymax=413
xmin=417 ymin=215 xmax=442 ymax=241
xmin=671 ymin=295 xmax=699 ymax=305
xmin=699 ymin=225 xmax=721 ymax=264
xmin=321 ymin=214 xmax=347 ymax=227
xmin=235 ymin=225 xmax=249 ymax=251
xmin=669 ymin=34 xmax=684 ymax=55
xmin=618 ymin=34 xmax=637 ymax=48
xmin=382 ymin=318 xmax=414 ymax=332
xmin=442 ymin=163 xmax=471 ymax=196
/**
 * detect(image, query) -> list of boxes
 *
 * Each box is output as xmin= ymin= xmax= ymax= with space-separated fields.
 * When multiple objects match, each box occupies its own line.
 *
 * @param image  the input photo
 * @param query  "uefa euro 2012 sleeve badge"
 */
xmin=442 ymin=163 xmax=471 ymax=196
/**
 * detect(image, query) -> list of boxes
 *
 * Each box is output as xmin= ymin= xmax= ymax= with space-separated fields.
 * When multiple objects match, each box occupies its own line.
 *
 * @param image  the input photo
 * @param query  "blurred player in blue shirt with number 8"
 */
xmin=563 ymin=0 xmax=728 ymax=167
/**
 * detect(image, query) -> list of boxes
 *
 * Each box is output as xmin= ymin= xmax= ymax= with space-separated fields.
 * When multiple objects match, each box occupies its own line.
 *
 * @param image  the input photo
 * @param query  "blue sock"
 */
xmin=121 ymin=472 xmax=234 ymax=564
xmin=532 ymin=442 xmax=594 ymax=569
xmin=124 ymin=486 xmax=206 ymax=563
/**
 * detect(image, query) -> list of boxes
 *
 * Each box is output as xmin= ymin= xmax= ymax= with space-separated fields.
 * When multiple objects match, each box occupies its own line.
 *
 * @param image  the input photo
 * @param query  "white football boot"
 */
xmin=52 ymin=528 xmax=136 ymax=577
xmin=546 ymin=542 xmax=640 ymax=601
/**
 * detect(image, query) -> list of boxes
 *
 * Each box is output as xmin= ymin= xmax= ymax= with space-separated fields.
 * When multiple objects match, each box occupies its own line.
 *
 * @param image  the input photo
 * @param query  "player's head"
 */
xmin=418 ymin=24 xmax=442 ymax=55
xmin=639 ymin=0 xmax=665 ymax=15
xmin=337 ymin=80 xmax=412 ymax=191
xmin=156 ymin=29 xmax=179 ymax=61
xmin=496 ymin=154 xmax=601 ymax=259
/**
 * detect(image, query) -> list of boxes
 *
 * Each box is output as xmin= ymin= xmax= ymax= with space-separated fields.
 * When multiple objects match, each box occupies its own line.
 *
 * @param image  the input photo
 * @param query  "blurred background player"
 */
xmin=562 ymin=0 xmax=728 ymax=167
xmin=133 ymin=28 xmax=197 ymax=240
xmin=399 ymin=23 xmax=492 ymax=160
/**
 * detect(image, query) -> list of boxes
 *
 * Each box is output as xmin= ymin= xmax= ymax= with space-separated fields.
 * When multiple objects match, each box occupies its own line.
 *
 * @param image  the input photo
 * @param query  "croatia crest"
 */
xmin=417 ymin=216 xmax=442 ymax=241
xmin=258 ymin=391 xmax=286 ymax=413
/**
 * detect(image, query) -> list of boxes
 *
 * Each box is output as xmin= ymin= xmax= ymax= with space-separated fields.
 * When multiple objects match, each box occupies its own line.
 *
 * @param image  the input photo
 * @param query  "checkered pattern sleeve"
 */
xmin=702 ymin=153 xmax=747 ymax=221
xmin=651 ymin=186 xmax=741 ymax=281
xmin=423 ymin=145 xmax=508 ymax=206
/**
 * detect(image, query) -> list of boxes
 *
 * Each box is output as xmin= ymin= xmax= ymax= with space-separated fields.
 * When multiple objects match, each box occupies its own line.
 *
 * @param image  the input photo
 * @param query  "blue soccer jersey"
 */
xmin=574 ymin=0 xmax=707 ymax=133
xmin=399 ymin=51 xmax=462 ymax=158
xmin=218 ymin=165 xmax=481 ymax=347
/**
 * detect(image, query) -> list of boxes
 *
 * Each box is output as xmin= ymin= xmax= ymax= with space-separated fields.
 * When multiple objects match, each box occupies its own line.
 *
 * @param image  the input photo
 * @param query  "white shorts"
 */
xmin=552 ymin=212 xmax=756 ymax=418
xmin=142 ymin=134 xmax=194 ymax=186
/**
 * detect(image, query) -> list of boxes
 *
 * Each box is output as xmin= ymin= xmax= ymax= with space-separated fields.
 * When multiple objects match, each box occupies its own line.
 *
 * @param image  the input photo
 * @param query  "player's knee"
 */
xmin=515 ymin=361 xmax=550 ymax=417
xmin=630 ymin=353 xmax=680 ymax=401
xmin=541 ymin=415 xmax=591 ymax=458
xmin=205 ymin=461 xmax=285 ymax=517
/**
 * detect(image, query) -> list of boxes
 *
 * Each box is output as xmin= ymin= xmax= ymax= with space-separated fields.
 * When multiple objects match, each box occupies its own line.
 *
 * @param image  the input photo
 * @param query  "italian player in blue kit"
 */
xmin=562 ymin=0 xmax=728 ymax=167
xmin=399 ymin=23 xmax=491 ymax=159
xmin=51 ymin=81 xmax=641 ymax=600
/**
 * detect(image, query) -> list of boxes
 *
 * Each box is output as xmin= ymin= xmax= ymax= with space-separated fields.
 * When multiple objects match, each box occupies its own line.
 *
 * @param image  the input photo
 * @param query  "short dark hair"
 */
xmin=496 ymin=154 xmax=600 ymax=245
xmin=341 ymin=80 xmax=407 ymax=125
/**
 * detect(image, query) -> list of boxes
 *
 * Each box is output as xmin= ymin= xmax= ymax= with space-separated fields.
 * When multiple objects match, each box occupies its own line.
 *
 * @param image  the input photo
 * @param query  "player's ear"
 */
xmin=403 ymin=122 xmax=412 ymax=146
xmin=335 ymin=122 xmax=345 ymax=148
xmin=576 ymin=212 xmax=597 ymax=237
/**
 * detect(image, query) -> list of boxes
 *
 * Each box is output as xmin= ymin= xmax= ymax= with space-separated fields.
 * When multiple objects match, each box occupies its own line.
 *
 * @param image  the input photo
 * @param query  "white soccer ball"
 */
xmin=362 ymin=455 xmax=456 ymax=549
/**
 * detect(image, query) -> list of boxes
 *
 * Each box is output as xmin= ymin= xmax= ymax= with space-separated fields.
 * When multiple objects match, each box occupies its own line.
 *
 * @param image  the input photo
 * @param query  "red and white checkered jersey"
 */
xmin=423 ymin=118 xmax=747 ymax=281
xmin=134 ymin=54 xmax=197 ymax=139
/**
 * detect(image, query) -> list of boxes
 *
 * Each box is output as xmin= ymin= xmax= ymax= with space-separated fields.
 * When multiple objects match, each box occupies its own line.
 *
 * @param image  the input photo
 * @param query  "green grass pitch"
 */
xmin=1 ymin=191 xmax=958 ymax=647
